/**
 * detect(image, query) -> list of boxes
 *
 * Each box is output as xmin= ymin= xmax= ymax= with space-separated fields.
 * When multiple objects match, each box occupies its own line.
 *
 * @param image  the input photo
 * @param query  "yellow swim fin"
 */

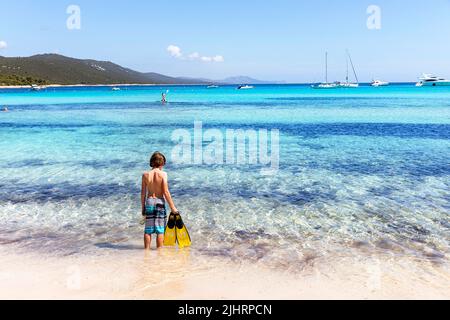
xmin=175 ymin=213 xmax=192 ymax=248
xmin=163 ymin=213 xmax=177 ymax=247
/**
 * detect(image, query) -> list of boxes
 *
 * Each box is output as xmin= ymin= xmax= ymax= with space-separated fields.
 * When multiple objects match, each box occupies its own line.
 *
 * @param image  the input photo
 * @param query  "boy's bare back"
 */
xmin=143 ymin=169 xmax=167 ymax=198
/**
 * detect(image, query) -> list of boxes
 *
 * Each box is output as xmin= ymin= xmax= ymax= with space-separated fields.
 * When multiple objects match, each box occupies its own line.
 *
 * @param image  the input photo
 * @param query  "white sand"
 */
xmin=0 ymin=247 xmax=448 ymax=300
xmin=0 ymin=83 xmax=203 ymax=89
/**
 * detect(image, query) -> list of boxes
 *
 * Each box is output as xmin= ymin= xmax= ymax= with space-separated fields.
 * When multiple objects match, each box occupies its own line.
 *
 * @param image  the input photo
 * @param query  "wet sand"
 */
xmin=0 ymin=247 xmax=448 ymax=300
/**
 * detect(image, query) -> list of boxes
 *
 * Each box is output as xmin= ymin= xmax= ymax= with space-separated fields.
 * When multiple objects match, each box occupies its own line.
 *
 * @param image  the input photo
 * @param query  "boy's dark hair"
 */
xmin=150 ymin=152 xmax=167 ymax=168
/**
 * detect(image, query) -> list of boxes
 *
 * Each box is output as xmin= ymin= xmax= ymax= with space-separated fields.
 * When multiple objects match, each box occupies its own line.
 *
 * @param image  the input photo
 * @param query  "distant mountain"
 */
xmin=178 ymin=75 xmax=282 ymax=85
xmin=0 ymin=54 xmax=283 ymax=86
xmin=0 ymin=54 xmax=207 ymax=86
xmin=143 ymin=73 xmax=207 ymax=85
xmin=177 ymin=76 xmax=213 ymax=83
xmin=220 ymin=76 xmax=283 ymax=84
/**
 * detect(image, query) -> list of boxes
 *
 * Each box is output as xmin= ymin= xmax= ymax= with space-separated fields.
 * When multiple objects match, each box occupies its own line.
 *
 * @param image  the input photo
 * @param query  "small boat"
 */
xmin=416 ymin=74 xmax=450 ymax=87
xmin=237 ymin=85 xmax=254 ymax=90
xmin=371 ymin=80 xmax=389 ymax=87
xmin=112 ymin=87 xmax=121 ymax=91
xmin=312 ymin=82 xmax=339 ymax=89
xmin=207 ymin=84 xmax=219 ymax=89
xmin=30 ymin=84 xmax=45 ymax=91
xmin=338 ymin=82 xmax=359 ymax=88
xmin=337 ymin=50 xmax=359 ymax=88
xmin=312 ymin=52 xmax=338 ymax=89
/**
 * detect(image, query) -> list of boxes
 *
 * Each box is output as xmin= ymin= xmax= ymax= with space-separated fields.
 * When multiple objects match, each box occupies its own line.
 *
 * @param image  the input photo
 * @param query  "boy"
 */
xmin=141 ymin=152 xmax=178 ymax=249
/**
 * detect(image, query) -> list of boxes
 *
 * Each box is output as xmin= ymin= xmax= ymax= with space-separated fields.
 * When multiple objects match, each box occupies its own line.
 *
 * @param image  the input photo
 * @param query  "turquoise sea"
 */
xmin=0 ymin=84 xmax=449 ymax=268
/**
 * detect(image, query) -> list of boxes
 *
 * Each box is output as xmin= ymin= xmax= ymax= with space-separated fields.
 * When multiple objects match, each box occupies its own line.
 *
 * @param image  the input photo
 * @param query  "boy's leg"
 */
xmin=156 ymin=235 xmax=164 ymax=248
xmin=144 ymin=234 xmax=152 ymax=250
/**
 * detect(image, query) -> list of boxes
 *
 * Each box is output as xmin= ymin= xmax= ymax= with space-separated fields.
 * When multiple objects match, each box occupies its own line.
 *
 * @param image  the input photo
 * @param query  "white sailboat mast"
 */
xmin=347 ymin=50 xmax=359 ymax=84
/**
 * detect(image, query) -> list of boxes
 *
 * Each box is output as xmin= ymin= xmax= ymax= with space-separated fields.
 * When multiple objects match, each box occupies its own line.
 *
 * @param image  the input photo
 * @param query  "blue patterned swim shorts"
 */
xmin=144 ymin=198 xmax=167 ymax=235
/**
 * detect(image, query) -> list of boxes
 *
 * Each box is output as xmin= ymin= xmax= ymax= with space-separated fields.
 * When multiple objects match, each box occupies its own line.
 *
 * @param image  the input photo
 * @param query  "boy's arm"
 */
xmin=163 ymin=174 xmax=178 ymax=213
xmin=141 ymin=174 xmax=147 ymax=216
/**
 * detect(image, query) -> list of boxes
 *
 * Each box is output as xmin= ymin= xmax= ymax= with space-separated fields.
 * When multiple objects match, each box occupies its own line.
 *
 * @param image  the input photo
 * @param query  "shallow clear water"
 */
xmin=0 ymin=84 xmax=449 ymax=267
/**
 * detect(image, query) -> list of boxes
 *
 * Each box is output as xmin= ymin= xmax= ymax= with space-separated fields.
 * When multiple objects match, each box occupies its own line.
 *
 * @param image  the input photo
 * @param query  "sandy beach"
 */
xmin=0 ymin=83 xmax=206 ymax=89
xmin=1 ymin=245 xmax=448 ymax=300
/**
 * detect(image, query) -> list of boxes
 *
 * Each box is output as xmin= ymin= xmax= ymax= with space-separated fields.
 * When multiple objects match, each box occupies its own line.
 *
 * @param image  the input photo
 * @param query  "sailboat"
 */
xmin=338 ymin=50 xmax=359 ymax=88
xmin=312 ymin=52 xmax=338 ymax=89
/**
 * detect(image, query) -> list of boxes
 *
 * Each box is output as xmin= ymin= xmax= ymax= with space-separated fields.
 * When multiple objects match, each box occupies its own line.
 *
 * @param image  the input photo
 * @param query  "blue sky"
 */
xmin=0 ymin=0 xmax=450 ymax=82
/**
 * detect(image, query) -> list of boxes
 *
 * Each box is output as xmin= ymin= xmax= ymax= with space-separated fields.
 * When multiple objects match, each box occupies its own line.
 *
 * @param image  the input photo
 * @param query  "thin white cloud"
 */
xmin=167 ymin=44 xmax=224 ymax=63
xmin=200 ymin=55 xmax=224 ymax=63
xmin=167 ymin=45 xmax=182 ymax=58
xmin=212 ymin=55 xmax=224 ymax=63
xmin=0 ymin=41 xmax=7 ymax=49
xmin=188 ymin=52 xmax=200 ymax=60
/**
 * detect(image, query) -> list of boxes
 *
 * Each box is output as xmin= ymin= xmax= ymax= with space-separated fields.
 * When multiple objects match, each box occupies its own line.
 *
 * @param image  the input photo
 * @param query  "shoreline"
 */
xmin=0 ymin=83 xmax=209 ymax=89
xmin=0 ymin=82 xmax=419 ymax=89
xmin=0 ymin=245 xmax=448 ymax=300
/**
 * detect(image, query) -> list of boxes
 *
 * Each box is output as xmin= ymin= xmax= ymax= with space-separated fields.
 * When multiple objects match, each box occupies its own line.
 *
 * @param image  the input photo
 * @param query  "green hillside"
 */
xmin=0 ymin=54 xmax=204 ymax=85
xmin=0 ymin=74 xmax=49 ymax=86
